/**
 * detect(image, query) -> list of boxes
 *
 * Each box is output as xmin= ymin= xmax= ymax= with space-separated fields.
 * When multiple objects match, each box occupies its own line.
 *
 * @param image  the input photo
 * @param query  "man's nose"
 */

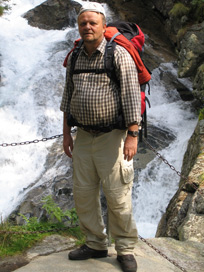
xmin=84 ymin=23 xmax=91 ymax=29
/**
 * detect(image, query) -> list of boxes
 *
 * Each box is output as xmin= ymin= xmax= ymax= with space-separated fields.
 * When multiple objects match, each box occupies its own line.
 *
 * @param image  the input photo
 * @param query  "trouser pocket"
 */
xmin=120 ymin=159 xmax=134 ymax=184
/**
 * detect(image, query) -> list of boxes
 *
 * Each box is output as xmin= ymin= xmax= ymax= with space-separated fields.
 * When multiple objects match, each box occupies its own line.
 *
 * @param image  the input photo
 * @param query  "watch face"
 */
xmin=128 ymin=130 xmax=138 ymax=137
xmin=133 ymin=131 xmax=138 ymax=136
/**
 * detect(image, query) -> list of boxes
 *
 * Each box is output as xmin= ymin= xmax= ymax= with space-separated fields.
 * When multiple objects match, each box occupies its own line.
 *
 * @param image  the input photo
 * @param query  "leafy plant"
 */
xmin=191 ymin=0 xmax=204 ymax=6
xmin=0 ymin=220 xmax=45 ymax=257
xmin=169 ymin=3 xmax=190 ymax=18
xmin=0 ymin=0 xmax=10 ymax=16
xmin=191 ymin=0 xmax=204 ymax=21
xmin=199 ymin=108 xmax=204 ymax=120
xmin=0 ymin=6 xmax=3 ymax=16
xmin=0 ymin=217 xmax=82 ymax=258
xmin=41 ymin=195 xmax=78 ymax=224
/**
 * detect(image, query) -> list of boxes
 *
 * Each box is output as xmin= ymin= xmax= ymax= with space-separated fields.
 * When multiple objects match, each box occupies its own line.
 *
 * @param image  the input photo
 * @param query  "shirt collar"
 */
xmin=81 ymin=37 xmax=107 ymax=56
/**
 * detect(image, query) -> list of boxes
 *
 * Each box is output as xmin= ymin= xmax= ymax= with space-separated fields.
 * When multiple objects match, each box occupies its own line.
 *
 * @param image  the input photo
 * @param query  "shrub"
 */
xmin=169 ymin=3 xmax=190 ymax=18
xmin=0 ymin=6 xmax=4 ymax=16
xmin=199 ymin=108 xmax=204 ymax=120
xmin=41 ymin=195 xmax=78 ymax=224
xmin=191 ymin=0 xmax=204 ymax=22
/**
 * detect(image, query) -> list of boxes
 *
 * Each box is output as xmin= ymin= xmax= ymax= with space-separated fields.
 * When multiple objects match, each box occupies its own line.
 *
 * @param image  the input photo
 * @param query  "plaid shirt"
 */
xmin=60 ymin=38 xmax=141 ymax=127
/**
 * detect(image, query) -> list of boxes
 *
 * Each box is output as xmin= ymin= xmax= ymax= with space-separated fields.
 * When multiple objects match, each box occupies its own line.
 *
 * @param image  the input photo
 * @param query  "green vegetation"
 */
xmin=191 ymin=0 xmax=204 ymax=6
xmin=0 ymin=196 xmax=84 ymax=258
xmin=0 ymin=0 xmax=10 ymax=16
xmin=169 ymin=1 xmax=204 ymax=22
xmin=199 ymin=108 xmax=204 ymax=120
xmin=191 ymin=0 xmax=204 ymax=22
xmin=169 ymin=0 xmax=204 ymax=42
xmin=177 ymin=27 xmax=188 ymax=40
xmin=169 ymin=3 xmax=190 ymax=18
xmin=41 ymin=195 xmax=78 ymax=224
xmin=0 ymin=6 xmax=4 ymax=16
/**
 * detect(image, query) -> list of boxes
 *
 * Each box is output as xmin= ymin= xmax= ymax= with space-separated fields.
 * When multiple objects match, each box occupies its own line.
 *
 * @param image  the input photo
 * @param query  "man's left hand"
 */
xmin=123 ymin=135 xmax=138 ymax=161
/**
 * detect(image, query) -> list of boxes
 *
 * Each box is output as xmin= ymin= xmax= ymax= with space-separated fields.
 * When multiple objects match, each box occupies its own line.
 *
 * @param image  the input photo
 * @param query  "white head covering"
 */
xmin=78 ymin=2 xmax=106 ymax=17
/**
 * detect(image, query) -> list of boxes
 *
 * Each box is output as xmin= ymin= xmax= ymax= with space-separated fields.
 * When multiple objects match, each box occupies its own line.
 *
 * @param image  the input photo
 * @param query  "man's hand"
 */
xmin=123 ymin=124 xmax=139 ymax=161
xmin=63 ymin=133 xmax=73 ymax=158
xmin=63 ymin=112 xmax=73 ymax=158
xmin=123 ymin=135 xmax=138 ymax=161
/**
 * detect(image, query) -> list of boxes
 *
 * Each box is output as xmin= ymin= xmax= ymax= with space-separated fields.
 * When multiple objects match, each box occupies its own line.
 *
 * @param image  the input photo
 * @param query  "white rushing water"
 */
xmin=133 ymin=62 xmax=197 ymax=237
xmin=0 ymin=0 xmax=70 ymax=219
xmin=0 ymin=0 xmax=197 ymax=237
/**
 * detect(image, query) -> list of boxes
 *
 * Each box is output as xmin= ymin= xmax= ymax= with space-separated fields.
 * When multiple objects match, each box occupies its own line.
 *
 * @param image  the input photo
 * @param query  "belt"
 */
xmin=80 ymin=127 xmax=106 ymax=136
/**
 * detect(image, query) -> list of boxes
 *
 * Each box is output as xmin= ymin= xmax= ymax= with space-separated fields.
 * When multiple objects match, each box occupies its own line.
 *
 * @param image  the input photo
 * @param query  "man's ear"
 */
xmin=103 ymin=24 xmax=107 ymax=33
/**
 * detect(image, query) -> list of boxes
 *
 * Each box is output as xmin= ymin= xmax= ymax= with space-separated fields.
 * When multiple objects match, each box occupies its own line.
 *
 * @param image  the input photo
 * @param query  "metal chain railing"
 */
xmin=1 ymin=132 xmax=203 ymax=272
xmin=139 ymin=235 xmax=188 ymax=272
xmin=143 ymin=138 xmax=202 ymax=196
xmin=0 ymin=225 xmax=78 ymax=235
xmin=0 ymin=129 xmax=77 ymax=147
xmin=0 ymin=134 xmax=63 ymax=147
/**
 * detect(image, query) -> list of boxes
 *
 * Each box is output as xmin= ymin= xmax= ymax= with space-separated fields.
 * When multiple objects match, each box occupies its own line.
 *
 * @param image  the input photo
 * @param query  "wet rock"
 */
xmin=156 ymin=120 xmax=204 ymax=243
xmin=23 ymin=0 xmax=81 ymax=30
xmin=8 ymin=138 xmax=75 ymax=225
xmin=26 ymin=234 xmax=76 ymax=260
xmin=193 ymin=63 xmax=204 ymax=103
xmin=0 ymin=256 xmax=29 ymax=272
xmin=178 ymin=22 xmax=204 ymax=78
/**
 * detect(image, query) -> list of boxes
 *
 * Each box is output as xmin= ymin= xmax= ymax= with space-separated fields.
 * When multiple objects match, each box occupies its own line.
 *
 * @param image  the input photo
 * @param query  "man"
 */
xmin=60 ymin=2 xmax=141 ymax=272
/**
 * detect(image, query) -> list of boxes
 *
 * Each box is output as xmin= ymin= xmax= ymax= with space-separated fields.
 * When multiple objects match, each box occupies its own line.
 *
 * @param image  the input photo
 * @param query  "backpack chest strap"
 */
xmin=73 ymin=68 xmax=106 ymax=75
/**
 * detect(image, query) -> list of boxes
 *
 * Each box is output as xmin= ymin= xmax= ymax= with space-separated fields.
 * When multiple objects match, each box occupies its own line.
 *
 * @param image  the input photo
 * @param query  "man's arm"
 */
xmin=123 ymin=124 xmax=138 ymax=161
xmin=63 ymin=112 xmax=73 ymax=158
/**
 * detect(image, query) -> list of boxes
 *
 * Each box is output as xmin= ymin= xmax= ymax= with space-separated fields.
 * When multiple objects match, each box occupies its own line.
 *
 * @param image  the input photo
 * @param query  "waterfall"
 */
xmin=0 ymin=0 xmax=197 ymax=238
xmin=133 ymin=63 xmax=197 ymax=237
xmin=0 ymin=0 xmax=69 ymax=218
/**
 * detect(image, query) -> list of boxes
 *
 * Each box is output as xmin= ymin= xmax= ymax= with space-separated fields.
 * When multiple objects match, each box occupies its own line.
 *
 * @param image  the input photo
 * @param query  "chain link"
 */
xmin=0 ymin=135 xmax=63 ymax=147
xmin=0 ymin=129 xmax=77 ymax=147
xmin=139 ymin=235 xmax=188 ymax=272
xmin=0 ymin=225 xmax=78 ymax=235
xmin=143 ymin=138 xmax=200 ymax=193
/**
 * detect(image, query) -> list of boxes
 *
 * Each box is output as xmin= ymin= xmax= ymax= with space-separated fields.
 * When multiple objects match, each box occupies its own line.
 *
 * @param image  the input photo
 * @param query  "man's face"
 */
xmin=78 ymin=11 xmax=106 ymax=45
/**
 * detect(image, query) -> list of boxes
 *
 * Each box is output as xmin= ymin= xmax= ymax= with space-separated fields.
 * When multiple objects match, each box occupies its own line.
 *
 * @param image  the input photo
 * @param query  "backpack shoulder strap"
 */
xmin=70 ymin=39 xmax=84 ymax=76
xmin=104 ymin=32 xmax=121 ymax=83
xmin=63 ymin=38 xmax=82 ymax=68
xmin=104 ymin=26 xmax=151 ymax=85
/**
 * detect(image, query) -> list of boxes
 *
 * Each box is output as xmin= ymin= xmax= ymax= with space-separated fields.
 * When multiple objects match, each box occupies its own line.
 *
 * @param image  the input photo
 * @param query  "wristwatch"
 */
xmin=127 ymin=130 xmax=138 ymax=137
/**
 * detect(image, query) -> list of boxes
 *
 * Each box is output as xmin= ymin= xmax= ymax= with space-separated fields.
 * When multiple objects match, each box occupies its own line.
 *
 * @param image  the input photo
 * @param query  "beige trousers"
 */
xmin=72 ymin=128 xmax=138 ymax=255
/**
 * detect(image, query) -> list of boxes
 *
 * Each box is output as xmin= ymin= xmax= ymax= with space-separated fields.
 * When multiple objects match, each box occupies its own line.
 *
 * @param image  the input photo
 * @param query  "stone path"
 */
xmin=1 ymin=235 xmax=204 ymax=272
xmin=14 ymin=244 xmax=181 ymax=272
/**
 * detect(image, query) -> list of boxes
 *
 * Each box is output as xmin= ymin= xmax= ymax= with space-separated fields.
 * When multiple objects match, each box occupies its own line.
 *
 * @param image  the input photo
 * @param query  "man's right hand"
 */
xmin=63 ymin=112 xmax=73 ymax=158
xmin=63 ymin=133 xmax=73 ymax=158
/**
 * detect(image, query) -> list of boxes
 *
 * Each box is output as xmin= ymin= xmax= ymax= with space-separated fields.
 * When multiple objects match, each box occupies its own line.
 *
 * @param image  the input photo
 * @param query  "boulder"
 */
xmin=23 ymin=0 xmax=81 ymax=30
xmin=178 ymin=22 xmax=204 ymax=78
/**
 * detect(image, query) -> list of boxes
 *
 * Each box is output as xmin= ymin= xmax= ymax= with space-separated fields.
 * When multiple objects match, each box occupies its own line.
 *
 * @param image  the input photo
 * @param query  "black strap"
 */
xmin=73 ymin=68 xmax=106 ymax=75
xmin=70 ymin=39 xmax=84 ymax=76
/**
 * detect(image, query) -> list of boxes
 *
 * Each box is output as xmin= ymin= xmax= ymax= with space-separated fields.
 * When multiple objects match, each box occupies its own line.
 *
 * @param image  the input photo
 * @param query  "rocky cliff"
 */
xmin=156 ymin=120 xmax=204 ymax=243
xmin=9 ymin=0 xmax=204 ymax=245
